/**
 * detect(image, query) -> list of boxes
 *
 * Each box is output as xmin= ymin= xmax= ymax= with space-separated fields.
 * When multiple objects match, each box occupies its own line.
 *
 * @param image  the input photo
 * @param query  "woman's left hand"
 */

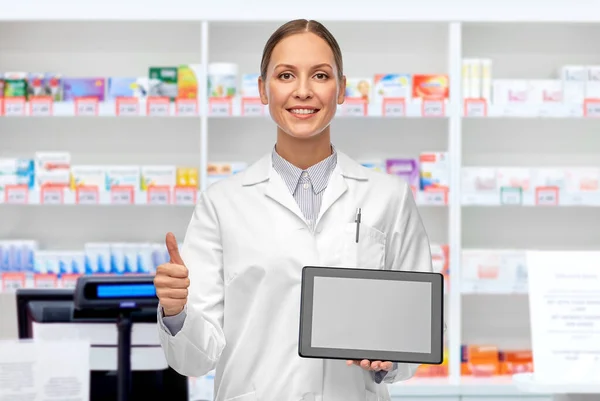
xmin=346 ymin=359 xmax=393 ymax=372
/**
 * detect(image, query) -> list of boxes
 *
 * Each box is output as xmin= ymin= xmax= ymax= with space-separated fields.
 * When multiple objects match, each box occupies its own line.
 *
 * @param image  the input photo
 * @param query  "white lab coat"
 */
xmin=158 ymin=150 xmax=434 ymax=401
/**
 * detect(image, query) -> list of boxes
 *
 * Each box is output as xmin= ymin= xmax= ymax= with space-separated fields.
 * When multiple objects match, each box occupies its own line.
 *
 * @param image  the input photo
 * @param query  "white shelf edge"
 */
xmin=2 ymin=1 xmax=600 ymax=23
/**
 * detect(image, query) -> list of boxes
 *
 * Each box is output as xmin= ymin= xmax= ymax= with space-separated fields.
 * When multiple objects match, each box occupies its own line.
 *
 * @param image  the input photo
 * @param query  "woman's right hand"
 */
xmin=154 ymin=232 xmax=190 ymax=317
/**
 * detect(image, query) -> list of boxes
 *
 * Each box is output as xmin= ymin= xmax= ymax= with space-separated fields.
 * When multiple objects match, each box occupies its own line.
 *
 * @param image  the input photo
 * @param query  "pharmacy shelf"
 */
xmin=388 ymin=377 xmax=550 ymax=397
xmin=461 ymin=191 xmax=600 ymax=207
xmin=0 ymin=98 xmax=448 ymax=119
xmin=5 ymin=16 xmax=600 ymax=399
xmin=0 ymin=187 xmax=448 ymax=207
xmin=463 ymin=101 xmax=599 ymax=118
xmin=7 ymin=98 xmax=600 ymax=119
xmin=0 ymin=187 xmax=200 ymax=206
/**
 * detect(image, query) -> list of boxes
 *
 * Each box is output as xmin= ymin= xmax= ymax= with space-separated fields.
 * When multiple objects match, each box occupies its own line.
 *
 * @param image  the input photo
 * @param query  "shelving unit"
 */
xmin=3 ymin=1 xmax=600 ymax=400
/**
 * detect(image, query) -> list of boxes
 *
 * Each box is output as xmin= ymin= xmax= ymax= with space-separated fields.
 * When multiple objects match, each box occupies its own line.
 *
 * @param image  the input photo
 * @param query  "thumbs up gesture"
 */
xmin=154 ymin=232 xmax=190 ymax=317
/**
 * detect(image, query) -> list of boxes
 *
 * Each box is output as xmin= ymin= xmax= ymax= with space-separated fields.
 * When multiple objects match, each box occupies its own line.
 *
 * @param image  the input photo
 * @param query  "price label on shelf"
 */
xmin=209 ymin=98 xmax=232 ymax=116
xmin=241 ymin=97 xmax=264 ymax=116
xmin=535 ymin=186 xmax=559 ymax=206
xmin=75 ymin=97 xmax=99 ymax=116
xmin=110 ymin=186 xmax=134 ymax=205
xmin=41 ymin=187 xmax=64 ymax=205
xmin=422 ymin=99 xmax=445 ymax=117
xmin=500 ymin=186 xmax=523 ymax=205
xmin=30 ymin=96 xmax=53 ymax=116
xmin=3 ymin=97 xmax=26 ymax=116
xmin=34 ymin=274 xmax=58 ymax=289
xmin=116 ymin=97 xmax=139 ymax=116
xmin=5 ymin=185 xmax=28 ymax=204
xmin=76 ymin=186 xmax=99 ymax=204
xmin=174 ymin=186 xmax=197 ymax=205
xmin=176 ymin=98 xmax=198 ymax=116
xmin=147 ymin=97 xmax=170 ymax=116
xmin=61 ymin=274 xmax=81 ymax=289
xmin=382 ymin=98 xmax=406 ymax=117
xmin=147 ymin=186 xmax=171 ymax=205
xmin=464 ymin=98 xmax=487 ymax=117
xmin=423 ymin=187 xmax=448 ymax=205
xmin=584 ymin=99 xmax=600 ymax=118
xmin=342 ymin=98 xmax=367 ymax=117
xmin=2 ymin=273 xmax=26 ymax=291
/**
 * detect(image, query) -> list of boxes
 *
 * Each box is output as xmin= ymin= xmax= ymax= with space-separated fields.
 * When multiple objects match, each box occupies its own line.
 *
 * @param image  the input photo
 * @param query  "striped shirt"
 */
xmin=271 ymin=146 xmax=337 ymax=230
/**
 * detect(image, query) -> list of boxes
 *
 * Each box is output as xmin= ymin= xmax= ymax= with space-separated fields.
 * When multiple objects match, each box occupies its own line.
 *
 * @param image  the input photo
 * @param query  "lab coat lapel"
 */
xmin=317 ymin=167 xmax=348 ymax=225
xmin=242 ymin=152 xmax=306 ymax=224
xmin=264 ymin=169 xmax=306 ymax=223
xmin=317 ymin=151 xmax=368 ymax=225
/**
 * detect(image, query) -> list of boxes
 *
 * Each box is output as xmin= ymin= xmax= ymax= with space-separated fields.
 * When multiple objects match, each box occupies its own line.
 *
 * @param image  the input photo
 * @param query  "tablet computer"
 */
xmin=298 ymin=266 xmax=444 ymax=365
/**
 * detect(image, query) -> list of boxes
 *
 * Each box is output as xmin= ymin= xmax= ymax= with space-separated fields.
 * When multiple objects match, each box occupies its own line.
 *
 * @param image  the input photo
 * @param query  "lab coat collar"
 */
xmin=241 ymin=149 xmax=368 ymax=187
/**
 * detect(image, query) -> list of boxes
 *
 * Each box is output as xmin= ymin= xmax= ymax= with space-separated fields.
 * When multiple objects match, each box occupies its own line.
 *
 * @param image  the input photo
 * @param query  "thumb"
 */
xmin=165 ymin=232 xmax=185 ymax=265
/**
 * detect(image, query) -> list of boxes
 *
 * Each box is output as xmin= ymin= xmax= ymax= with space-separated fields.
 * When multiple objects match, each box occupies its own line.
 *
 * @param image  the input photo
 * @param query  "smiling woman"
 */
xmin=155 ymin=18 xmax=435 ymax=401
xmin=258 ymin=19 xmax=347 ymax=170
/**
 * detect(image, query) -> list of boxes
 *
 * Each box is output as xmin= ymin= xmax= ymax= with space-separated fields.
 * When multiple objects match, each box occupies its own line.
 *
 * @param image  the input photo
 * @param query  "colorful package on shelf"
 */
xmin=373 ymin=74 xmax=411 ymax=102
xmin=178 ymin=64 xmax=203 ymax=100
xmin=345 ymin=78 xmax=372 ymax=103
xmin=419 ymin=152 xmax=449 ymax=191
xmin=359 ymin=160 xmax=385 ymax=173
xmin=207 ymin=162 xmax=247 ymax=187
xmin=104 ymin=166 xmax=141 ymax=191
xmin=70 ymin=165 xmax=107 ymax=191
xmin=63 ymin=77 xmax=106 ymax=101
xmin=84 ymin=243 xmax=112 ymax=275
xmin=461 ymin=345 xmax=501 ymax=376
xmin=386 ymin=158 xmax=419 ymax=188
xmin=27 ymin=73 xmax=63 ymax=101
xmin=412 ymin=74 xmax=449 ymax=101
xmin=207 ymin=63 xmax=238 ymax=98
xmin=0 ymin=158 xmax=35 ymax=190
xmin=3 ymin=72 xmax=28 ymax=98
xmin=107 ymin=77 xmax=146 ymax=100
xmin=176 ymin=167 xmax=199 ymax=188
xmin=0 ymin=240 xmax=37 ymax=273
xmin=34 ymin=152 xmax=71 ymax=189
xmin=499 ymin=350 xmax=533 ymax=375
xmin=140 ymin=165 xmax=176 ymax=191
xmin=34 ymin=250 xmax=85 ymax=276
xmin=149 ymin=67 xmax=178 ymax=100
xmin=241 ymin=73 xmax=260 ymax=98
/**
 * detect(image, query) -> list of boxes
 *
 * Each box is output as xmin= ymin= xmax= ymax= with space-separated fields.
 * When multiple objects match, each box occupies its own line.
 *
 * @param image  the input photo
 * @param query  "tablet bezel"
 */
xmin=298 ymin=266 xmax=444 ymax=365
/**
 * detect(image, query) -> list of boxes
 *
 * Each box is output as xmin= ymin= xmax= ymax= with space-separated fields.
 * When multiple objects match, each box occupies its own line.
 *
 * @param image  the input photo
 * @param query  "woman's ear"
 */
xmin=337 ymin=75 xmax=347 ymax=105
xmin=258 ymin=76 xmax=268 ymax=105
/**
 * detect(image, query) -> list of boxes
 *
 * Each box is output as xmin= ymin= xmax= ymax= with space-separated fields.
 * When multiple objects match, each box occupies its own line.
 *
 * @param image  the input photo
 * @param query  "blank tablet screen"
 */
xmin=311 ymin=276 xmax=432 ymax=353
xmin=299 ymin=266 xmax=444 ymax=364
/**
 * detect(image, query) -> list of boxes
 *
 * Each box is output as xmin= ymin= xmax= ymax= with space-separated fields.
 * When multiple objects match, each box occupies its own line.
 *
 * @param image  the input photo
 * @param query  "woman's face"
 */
xmin=259 ymin=32 xmax=345 ymax=140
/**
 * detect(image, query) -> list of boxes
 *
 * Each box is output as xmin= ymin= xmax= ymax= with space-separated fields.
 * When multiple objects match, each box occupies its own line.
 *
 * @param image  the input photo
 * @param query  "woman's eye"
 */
xmin=280 ymin=73 xmax=293 ymax=80
xmin=315 ymin=73 xmax=328 ymax=80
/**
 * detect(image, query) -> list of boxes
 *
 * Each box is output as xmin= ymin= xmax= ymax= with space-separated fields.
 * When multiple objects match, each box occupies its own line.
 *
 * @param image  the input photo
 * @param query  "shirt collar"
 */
xmin=271 ymin=145 xmax=338 ymax=194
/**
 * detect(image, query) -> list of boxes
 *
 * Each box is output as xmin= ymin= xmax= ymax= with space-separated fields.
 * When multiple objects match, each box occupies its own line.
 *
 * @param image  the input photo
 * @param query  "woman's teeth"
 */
xmin=290 ymin=109 xmax=317 ymax=114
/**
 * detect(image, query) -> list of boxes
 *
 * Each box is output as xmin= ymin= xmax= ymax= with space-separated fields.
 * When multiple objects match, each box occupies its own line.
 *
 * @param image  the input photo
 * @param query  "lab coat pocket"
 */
xmin=225 ymin=391 xmax=257 ymax=401
xmin=341 ymin=223 xmax=386 ymax=270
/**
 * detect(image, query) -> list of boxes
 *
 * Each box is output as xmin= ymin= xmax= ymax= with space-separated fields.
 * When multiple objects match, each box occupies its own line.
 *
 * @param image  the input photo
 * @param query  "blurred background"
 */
xmin=1 ymin=1 xmax=599 ymax=400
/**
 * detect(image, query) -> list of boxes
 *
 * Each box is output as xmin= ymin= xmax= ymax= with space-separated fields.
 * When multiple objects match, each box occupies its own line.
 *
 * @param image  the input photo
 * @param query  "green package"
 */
xmin=149 ymin=67 xmax=178 ymax=101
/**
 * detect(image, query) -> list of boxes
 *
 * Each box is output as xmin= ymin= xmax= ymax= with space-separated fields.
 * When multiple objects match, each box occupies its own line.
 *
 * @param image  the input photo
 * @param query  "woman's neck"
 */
xmin=275 ymin=128 xmax=333 ymax=170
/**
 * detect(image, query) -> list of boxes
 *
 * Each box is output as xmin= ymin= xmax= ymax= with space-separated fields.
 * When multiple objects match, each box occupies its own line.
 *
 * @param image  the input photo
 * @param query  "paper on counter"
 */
xmin=0 ymin=339 xmax=90 ymax=401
